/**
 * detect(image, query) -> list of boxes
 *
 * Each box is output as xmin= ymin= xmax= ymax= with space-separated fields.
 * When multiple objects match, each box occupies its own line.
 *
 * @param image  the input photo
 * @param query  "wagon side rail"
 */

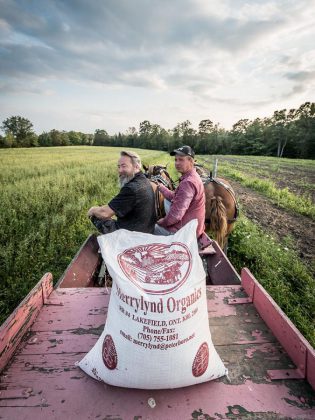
xmin=0 ymin=273 xmax=53 ymax=373
xmin=237 ymin=268 xmax=315 ymax=390
xmin=55 ymin=234 xmax=101 ymax=288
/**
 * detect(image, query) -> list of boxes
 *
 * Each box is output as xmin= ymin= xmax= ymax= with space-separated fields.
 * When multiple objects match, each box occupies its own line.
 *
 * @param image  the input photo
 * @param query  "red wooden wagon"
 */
xmin=1 ymin=235 xmax=314 ymax=419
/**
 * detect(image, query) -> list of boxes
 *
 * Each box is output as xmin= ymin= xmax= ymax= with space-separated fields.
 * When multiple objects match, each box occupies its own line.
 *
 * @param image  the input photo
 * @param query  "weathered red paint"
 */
xmin=241 ymin=268 xmax=315 ymax=389
xmin=0 ymin=273 xmax=53 ymax=373
xmin=0 ymin=284 xmax=314 ymax=419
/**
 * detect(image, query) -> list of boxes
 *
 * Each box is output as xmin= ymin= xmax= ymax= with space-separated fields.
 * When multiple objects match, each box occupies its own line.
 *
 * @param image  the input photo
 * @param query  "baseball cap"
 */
xmin=170 ymin=145 xmax=195 ymax=158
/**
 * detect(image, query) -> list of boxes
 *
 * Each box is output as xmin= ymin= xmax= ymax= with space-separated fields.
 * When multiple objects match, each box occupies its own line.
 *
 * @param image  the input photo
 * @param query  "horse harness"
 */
xmin=146 ymin=169 xmax=175 ymax=220
xmin=203 ymin=176 xmax=239 ymax=224
xmin=151 ymin=175 xmax=166 ymax=220
xmin=156 ymin=168 xmax=176 ymax=190
xmin=146 ymin=166 xmax=239 ymax=224
xmin=150 ymin=174 xmax=172 ymax=189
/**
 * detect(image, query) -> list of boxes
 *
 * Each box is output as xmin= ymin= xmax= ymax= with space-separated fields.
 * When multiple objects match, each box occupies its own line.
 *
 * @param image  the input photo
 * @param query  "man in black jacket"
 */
xmin=88 ymin=151 xmax=156 ymax=234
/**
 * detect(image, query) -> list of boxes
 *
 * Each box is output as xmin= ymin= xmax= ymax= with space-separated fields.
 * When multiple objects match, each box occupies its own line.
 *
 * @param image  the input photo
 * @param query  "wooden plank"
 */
xmin=31 ymin=290 xmax=109 ymax=332
xmin=19 ymin=331 xmax=100 ymax=355
xmin=3 ymin=342 xmax=291 ymax=383
xmin=21 ymin=320 xmax=274 ymax=356
xmin=56 ymin=234 xmax=101 ymax=288
xmin=206 ymin=242 xmax=241 ymax=285
xmin=0 ymin=381 xmax=314 ymax=420
xmin=0 ymin=273 xmax=53 ymax=373
xmin=33 ymin=286 xmax=269 ymax=343
xmin=1 ymin=349 xmax=314 ymax=418
xmin=207 ymin=285 xmax=258 ymax=318
xmin=0 ymin=380 xmax=314 ymax=420
xmin=32 ymin=308 xmax=106 ymax=332
xmin=51 ymin=287 xmax=110 ymax=297
xmin=218 ymin=341 xmax=296 ymax=384
xmin=211 ymin=322 xmax=276 ymax=346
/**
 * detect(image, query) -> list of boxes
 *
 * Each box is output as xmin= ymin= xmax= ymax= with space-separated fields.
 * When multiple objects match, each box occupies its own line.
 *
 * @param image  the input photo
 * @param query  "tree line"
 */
xmin=1 ymin=102 xmax=314 ymax=158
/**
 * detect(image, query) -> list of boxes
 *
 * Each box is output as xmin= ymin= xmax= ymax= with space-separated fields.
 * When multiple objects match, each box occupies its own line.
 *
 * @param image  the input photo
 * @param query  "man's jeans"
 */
xmin=154 ymin=199 xmax=173 ymax=236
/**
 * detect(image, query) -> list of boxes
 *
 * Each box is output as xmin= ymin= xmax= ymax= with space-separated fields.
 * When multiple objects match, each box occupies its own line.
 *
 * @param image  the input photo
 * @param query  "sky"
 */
xmin=0 ymin=0 xmax=315 ymax=135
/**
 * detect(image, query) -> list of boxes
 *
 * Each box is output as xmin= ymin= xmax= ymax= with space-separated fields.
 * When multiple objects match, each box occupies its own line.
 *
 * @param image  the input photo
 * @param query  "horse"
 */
xmin=194 ymin=164 xmax=238 ymax=251
xmin=143 ymin=164 xmax=175 ymax=219
xmin=143 ymin=164 xmax=175 ymax=190
xmin=144 ymin=163 xmax=238 ymax=252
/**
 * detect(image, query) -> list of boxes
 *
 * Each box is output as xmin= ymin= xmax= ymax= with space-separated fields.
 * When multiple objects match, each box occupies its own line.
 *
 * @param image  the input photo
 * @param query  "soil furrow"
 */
xmin=231 ymin=181 xmax=315 ymax=273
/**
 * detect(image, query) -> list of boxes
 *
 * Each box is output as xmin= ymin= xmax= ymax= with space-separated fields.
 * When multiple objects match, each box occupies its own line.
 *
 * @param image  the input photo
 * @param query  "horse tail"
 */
xmin=208 ymin=196 xmax=227 ymax=248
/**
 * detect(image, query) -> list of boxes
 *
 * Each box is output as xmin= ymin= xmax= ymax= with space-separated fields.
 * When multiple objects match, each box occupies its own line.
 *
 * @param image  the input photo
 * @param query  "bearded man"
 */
xmin=88 ymin=151 xmax=156 ymax=234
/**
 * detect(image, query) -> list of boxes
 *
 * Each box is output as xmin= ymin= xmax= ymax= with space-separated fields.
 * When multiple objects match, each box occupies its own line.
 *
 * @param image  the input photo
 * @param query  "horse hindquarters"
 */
xmin=207 ymin=196 xmax=228 ymax=249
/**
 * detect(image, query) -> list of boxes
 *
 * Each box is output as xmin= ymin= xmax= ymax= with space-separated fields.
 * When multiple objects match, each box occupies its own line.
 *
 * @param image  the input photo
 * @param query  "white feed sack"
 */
xmin=77 ymin=219 xmax=227 ymax=389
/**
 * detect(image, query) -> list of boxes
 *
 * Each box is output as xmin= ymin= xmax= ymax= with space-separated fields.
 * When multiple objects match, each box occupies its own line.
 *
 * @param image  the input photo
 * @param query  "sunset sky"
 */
xmin=1 ymin=0 xmax=314 ymax=134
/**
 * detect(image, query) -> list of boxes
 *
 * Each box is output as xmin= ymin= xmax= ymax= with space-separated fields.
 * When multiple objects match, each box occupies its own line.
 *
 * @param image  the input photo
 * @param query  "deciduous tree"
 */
xmin=1 ymin=116 xmax=36 ymax=147
xmin=94 ymin=129 xmax=109 ymax=146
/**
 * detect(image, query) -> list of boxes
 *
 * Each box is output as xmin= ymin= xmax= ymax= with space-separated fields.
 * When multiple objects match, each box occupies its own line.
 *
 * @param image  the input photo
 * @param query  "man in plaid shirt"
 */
xmin=154 ymin=145 xmax=205 ymax=240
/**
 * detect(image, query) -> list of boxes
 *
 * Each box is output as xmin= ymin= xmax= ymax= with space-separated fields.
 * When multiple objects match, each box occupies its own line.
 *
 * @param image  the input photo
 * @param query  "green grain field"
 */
xmin=0 ymin=147 xmax=169 ymax=324
xmin=0 ymin=147 xmax=314 ymax=346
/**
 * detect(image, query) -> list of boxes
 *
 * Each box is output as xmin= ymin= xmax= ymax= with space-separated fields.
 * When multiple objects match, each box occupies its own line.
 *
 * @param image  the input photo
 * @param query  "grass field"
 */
xmin=0 ymin=147 xmax=314 ymax=346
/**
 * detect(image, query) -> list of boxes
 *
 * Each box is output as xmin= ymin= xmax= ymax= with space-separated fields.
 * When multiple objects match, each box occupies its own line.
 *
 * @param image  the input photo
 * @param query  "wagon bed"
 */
xmin=0 ymin=238 xmax=314 ymax=419
xmin=0 ymin=236 xmax=315 ymax=420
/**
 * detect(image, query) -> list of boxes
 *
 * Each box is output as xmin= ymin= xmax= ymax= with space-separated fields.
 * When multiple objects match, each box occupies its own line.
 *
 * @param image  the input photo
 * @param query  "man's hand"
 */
xmin=87 ymin=205 xmax=115 ymax=220
xmin=157 ymin=217 xmax=165 ymax=225
xmin=87 ymin=206 xmax=98 ymax=217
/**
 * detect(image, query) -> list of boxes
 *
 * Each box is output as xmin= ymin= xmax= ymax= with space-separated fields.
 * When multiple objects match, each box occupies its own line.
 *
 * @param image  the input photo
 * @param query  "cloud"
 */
xmin=0 ymin=80 xmax=54 ymax=95
xmin=285 ymin=70 xmax=315 ymax=82
xmin=0 ymin=0 xmax=314 ymax=132
xmin=0 ymin=1 xmax=295 ymax=83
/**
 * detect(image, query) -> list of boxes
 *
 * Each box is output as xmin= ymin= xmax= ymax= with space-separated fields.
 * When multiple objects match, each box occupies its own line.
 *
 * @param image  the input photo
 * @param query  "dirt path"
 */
xmin=230 ymin=181 xmax=315 ymax=272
